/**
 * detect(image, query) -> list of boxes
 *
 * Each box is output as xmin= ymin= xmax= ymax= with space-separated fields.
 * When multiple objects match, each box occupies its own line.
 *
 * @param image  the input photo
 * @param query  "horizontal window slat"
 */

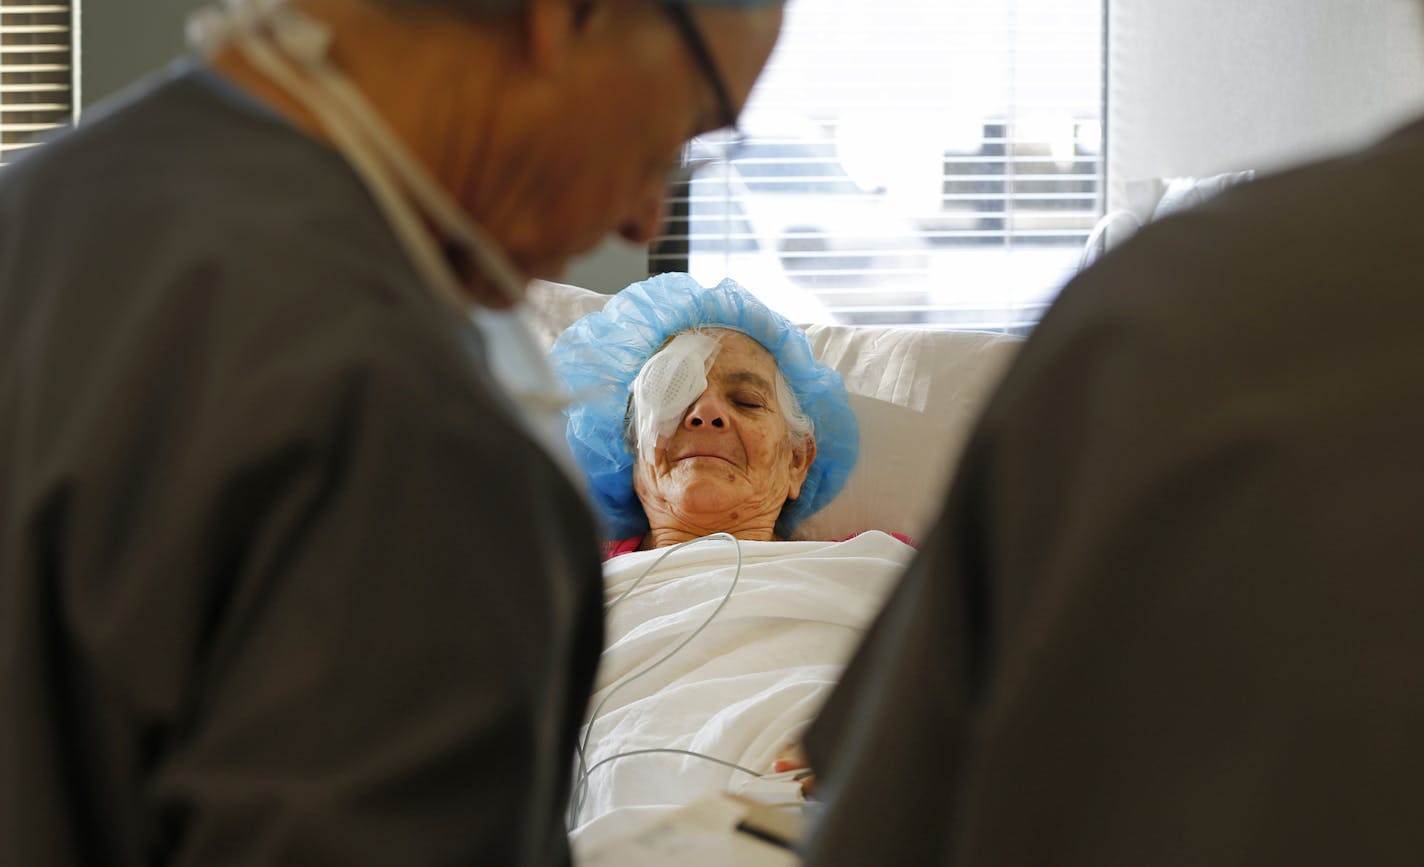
xmin=1 ymin=44 xmax=69 ymax=53
xmin=0 ymin=62 xmax=69 ymax=71
xmin=0 ymin=24 xmax=67 ymax=33
xmin=656 ymin=0 xmax=1103 ymax=329
xmin=1 ymin=121 xmax=64 ymax=131
xmin=1 ymin=101 xmax=66 ymax=111
xmin=0 ymin=82 xmax=68 ymax=92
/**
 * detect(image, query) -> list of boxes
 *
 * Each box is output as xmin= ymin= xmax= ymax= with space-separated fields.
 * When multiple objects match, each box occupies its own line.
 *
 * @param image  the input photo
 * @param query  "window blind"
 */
xmin=653 ymin=0 xmax=1105 ymax=332
xmin=1 ymin=1 xmax=73 ymax=167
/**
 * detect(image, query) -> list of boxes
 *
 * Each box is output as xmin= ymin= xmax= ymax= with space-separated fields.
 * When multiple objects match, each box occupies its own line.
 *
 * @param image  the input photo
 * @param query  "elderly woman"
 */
xmin=553 ymin=272 xmax=861 ymax=552
xmin=550 ymin=273 xmax=913 ymax=842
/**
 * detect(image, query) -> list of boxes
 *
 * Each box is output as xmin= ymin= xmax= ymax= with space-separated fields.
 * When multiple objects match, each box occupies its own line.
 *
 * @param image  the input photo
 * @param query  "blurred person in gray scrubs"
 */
xmin=803 ymin=9 xmax=1424 ymax=867
xmin=0 ymin=0 xmax=782 ymax=863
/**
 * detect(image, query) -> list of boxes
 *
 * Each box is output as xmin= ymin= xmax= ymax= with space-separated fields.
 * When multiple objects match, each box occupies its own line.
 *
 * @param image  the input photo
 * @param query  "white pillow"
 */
xmin=1123 ymin=170 xmax=1257 ymax=225
xmin=526 ymin=278 xmax=1022 ymax=542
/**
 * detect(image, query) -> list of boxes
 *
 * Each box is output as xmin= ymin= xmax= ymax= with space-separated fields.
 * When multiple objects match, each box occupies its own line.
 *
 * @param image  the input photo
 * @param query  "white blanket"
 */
xmin=570 ymin=531 xmax=913 ymax=837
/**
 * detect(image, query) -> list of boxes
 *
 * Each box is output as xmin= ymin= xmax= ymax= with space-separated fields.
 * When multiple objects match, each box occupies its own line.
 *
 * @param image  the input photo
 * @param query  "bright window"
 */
xmin=1 ymin=1 xmax=74 ymax=167
xmin=652 ymin=0 xmax=1106 ymax=332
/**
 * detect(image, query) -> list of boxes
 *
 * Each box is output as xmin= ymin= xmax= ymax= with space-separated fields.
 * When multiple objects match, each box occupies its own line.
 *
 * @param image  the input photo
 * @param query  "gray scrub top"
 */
xmin=0 ymin=63 xmax=602 ymax=865
xmin=804 ymin=116 xmax=1424 ymax=866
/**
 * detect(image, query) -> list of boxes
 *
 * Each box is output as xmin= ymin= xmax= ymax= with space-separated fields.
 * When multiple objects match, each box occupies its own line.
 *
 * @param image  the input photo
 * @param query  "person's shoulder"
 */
xmin=977 ymin=116 xmax=1424 ymax=464
xmin=3 ymin=62 xmax=355 ymax=238
xmin=0 ymin=58 xmax=438 ymax=375
xmin=0 ymin=59 xmax=506 ymax=457
xmin=6 ymin=64 xmax=244 ymax=186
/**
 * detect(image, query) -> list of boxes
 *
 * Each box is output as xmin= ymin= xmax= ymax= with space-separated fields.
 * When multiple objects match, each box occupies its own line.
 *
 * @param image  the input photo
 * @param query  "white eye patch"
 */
xmin=631 ymin=332 xmax=722 ymax=463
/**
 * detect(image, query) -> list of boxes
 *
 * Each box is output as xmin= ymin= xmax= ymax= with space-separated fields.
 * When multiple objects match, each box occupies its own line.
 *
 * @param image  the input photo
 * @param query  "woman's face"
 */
xmin=633 ymin=331 xmax=815 ymax=540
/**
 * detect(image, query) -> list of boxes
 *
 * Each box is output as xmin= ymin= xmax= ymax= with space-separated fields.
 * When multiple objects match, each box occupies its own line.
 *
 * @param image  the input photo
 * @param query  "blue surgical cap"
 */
xmin=550 ymin=273 xmax=858 ymax=541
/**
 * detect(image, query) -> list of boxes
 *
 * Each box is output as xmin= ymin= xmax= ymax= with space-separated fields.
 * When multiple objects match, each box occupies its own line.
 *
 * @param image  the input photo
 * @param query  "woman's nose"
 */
xmin=683 ymin=393 xmax=727 ymax=429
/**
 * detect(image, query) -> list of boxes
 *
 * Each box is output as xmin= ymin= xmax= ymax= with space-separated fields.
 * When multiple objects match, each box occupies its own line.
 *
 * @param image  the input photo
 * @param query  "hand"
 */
xmin=772 ymin=746 xmax=816 ymax=798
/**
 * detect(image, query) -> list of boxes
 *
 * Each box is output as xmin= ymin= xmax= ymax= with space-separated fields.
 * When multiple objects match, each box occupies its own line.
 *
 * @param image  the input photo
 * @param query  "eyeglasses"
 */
xmin=658 ymin=2 xmax=740 ymax=132
xmin=657 ymin=3 xmax=747 ymax=188
xmin=667 ymin=128 xmax=743 ymax=188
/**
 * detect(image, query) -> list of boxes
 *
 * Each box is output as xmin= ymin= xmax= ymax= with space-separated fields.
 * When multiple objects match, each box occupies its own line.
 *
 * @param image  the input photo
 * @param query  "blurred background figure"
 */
xmin=802 ymin=4 xmax=1424 ymax=863
xmin=0 ymin=0 xmax=783 ymax=864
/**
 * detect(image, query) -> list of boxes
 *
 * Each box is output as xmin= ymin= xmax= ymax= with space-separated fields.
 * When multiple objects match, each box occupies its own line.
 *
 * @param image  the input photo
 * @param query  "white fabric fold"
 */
xmin=573 ymin=531 xmax=913 ymax=836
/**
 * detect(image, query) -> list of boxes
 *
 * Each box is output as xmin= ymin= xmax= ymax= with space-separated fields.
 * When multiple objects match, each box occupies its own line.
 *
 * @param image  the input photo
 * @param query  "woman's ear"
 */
xmin=785 ymin=435 xmax=818 ymax=501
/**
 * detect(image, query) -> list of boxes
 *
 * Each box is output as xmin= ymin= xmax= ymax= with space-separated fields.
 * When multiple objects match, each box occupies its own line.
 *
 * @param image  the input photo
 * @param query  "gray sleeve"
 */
xmin=801 ymin=440 xmax=988 ymax=866
xmin=803 ymin=187 xmax=1424 ymax=864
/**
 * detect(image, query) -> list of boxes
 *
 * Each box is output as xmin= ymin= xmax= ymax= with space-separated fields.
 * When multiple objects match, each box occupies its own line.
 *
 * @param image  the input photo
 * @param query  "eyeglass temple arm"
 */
xmin=660 ymin=2 xmax=740 ymax=130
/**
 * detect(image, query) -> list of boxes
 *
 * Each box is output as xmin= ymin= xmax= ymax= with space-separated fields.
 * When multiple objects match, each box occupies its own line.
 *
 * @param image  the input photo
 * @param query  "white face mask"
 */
xmin=187 ymin=0 xmax=578 ymax=470
xmin=630 ymin=332 xmax=723 ymax=463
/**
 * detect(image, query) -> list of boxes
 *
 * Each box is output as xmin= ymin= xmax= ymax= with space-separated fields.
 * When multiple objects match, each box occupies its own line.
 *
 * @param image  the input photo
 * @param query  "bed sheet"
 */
xmin=570 ymin=531 xmax=913 ymax=839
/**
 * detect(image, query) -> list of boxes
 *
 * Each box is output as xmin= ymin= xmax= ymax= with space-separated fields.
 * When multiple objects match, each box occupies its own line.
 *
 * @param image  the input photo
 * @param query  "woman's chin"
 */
xmin=670 ymin=487 xmax=749 ymax=529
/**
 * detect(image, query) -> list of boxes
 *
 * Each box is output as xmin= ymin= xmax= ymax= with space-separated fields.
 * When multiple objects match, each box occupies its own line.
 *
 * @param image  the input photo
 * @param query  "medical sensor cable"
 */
xmin=579 ymin=749 xmax=762 ymax=786
xmin=570 ymin=533 xmax=745 ymax=826
xmin=187 ymin=0 xmax=526 ymax=311
xmin=601 ymin=530 xmax=735 ymax=612
xmin=187 ymin=0 xmax=577 ymax=436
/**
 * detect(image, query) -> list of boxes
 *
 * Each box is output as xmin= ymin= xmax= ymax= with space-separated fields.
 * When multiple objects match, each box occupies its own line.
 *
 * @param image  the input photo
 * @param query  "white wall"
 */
xmin=80 ymin=0 xmax=196 ymax=108
xmin=1108 ymin=0 xmax=1424 ymax=210
xmin=562 ymin=237 xmax=650 ymax=295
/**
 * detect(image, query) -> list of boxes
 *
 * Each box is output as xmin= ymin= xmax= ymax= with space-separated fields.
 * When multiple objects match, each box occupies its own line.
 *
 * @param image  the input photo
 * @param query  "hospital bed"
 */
xmin=528 ymin=278 xmax=1021 ymax=545
xmin=526 ymin=278 xmax=1022 ymax=854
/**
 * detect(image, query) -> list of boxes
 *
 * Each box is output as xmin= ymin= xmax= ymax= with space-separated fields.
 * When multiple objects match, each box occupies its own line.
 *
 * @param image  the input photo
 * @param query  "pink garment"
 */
xmin=601 ymin=531 xmax=917 ymax=562
xmin=601 ymin=536 xmax=645 ymax=561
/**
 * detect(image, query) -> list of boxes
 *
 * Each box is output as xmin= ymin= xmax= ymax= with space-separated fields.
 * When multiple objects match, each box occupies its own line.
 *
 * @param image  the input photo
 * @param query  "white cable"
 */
xmin=229 ymin=23 xmax=459 ymax=308
xmin=276 ymin=13 xmax=527 ymax=305
xmin=187 ymin=0 xmax=525 ymax=314
xmin=187 ymin=1 xmax=583 ymax=427
xmin=570 ymin=533 xmax=744 ymax=826
xmin=602 ymin=530 xmax=732 ymax=612
xmin=581 ymin=748 xmax=762 ymax=784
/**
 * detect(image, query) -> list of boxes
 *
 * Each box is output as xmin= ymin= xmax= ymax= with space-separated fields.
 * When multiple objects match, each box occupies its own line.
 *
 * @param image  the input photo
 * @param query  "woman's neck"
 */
xmin=641 ymin=525 xmax=779 ymax=550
